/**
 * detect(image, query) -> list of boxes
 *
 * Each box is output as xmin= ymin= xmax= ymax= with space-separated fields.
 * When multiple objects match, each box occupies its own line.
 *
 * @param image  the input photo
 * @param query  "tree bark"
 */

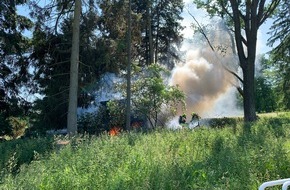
xmin=154 ymin=0 xmax=161 ymax=64
xmin=229 ymin=0 xmax=257 ymax=122
xmin=242 ymin=59 xmax=257 ymax=121
xmin=125 ymin=0 xmax=132 ymax=131
xmin=67 ymin=0 xmax=81 ymax=135
xmin=147 ymin=0 xmax=154 ymax=64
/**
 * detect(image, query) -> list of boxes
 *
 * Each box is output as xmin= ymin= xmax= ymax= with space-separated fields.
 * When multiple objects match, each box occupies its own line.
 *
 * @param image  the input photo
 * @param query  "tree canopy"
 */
xmin=267 ymin=0 xmax=290 ymax=110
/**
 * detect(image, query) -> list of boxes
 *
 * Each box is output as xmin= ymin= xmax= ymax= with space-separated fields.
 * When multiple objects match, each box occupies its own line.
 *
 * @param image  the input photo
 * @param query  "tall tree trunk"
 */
xmin=154 ymin=0 xmax=161 ymax=64
xmin=125 ymin=0 xmax=132 ymax=131
xmin=147 ymin=0 xmax=154 ymax=64
xmin=67 ymin=0 xmax=81 ymax=135
xmin=243 ymin=10 xmax=258 ymax=122
xmin=242 ymin=59 xmax=257 ymax=121
xmin=229 ymin=0 xmax=257 ymax=122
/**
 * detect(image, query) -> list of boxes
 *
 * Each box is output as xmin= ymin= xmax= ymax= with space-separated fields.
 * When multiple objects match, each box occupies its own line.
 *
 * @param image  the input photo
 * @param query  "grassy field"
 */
xmin=0 ymin=113 xmax=289 ymax=189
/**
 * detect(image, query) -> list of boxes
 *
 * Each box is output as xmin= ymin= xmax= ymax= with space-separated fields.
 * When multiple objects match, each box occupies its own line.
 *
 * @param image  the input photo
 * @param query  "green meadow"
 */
xmin=1 ymin=113 xmax=290 ymax=190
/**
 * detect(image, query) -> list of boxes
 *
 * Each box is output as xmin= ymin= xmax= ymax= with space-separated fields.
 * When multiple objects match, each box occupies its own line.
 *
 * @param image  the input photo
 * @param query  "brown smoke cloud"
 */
xmin=170 ymin=21 xmax=240 ymax=118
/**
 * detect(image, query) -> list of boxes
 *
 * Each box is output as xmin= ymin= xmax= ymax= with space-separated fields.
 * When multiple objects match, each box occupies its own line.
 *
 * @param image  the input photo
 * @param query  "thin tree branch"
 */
xmin=220 ymin=1 xmax=234 ymax=20
xmin=54 ymin=1 xmax=75 ymax=34
xmin=49 ymin=60 xmax=70 ymax=67
xmin=259 ymin=0 xmax=281 ymax=26
xmin=187 ymin=8 xmax=215 ymax=52
xmin=187 ymin=8 xmax=244 ymax=85
xmin=51 ymin=72 xmax=70 ymax=78
xmin=49 ymin=87 xmax=69 ymax=97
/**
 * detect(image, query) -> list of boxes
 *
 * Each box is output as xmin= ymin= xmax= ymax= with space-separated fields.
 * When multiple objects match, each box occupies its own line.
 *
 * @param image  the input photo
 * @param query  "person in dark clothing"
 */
xmin=179 ymin=113 xmax=187 ymax=124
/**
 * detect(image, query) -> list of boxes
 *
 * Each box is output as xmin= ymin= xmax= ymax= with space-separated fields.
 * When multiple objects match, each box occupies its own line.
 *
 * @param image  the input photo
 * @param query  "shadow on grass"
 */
xmin=0 ymin=136 xmax=54 ymax=177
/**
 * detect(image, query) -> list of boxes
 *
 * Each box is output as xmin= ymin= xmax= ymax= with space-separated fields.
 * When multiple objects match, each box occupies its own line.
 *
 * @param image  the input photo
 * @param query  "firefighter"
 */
xmin=179 ymin=113 xmax=187 ymax=124
xmin=191 ymin=112 xmax=200 ymax=121
xmin=190 ymin=112 xmax=201 ymax=127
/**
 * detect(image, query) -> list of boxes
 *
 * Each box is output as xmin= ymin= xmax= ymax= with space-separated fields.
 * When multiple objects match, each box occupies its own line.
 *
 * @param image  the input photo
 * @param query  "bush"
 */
xmin=0 ymin=116 xmax=31 ymax=139
xmin=0 ymin=113 xmax=10 ymax=136
xmin=208 ymin=117 xmax=241 ymax=128
xmin=8 ymin=117 xmax=29 ymax=139
xmin=0 ymin=137 xmax=54 ymax=177
xmin=77 ymin=104 xmax=111 ymax=135
xmin=77 ymin=112 xmax=100 ymax=134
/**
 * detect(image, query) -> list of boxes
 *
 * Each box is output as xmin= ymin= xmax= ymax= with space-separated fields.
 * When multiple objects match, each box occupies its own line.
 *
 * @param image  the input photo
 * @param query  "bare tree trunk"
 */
xmin=125 ymin=0 xmax=132 ymax=131
xmin=229 ymin=0 xmax=257 ymax=122
xmin=243 ymin=61 xmax=257 ymax=121
xmin=67 ymin=0 xmax=81 ymax=135
xmin=147 ymin=0 xmax=154 ymax=64
xmin=154 ymin=0 xmax=161 ymax=64
xmin=243 ymin=9 xmax=258 ymax=122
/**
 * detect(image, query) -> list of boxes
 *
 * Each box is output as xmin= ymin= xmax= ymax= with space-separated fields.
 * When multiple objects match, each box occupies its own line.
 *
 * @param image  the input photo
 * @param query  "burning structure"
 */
xmin=79 ymin=20 xmax=242 ymax=131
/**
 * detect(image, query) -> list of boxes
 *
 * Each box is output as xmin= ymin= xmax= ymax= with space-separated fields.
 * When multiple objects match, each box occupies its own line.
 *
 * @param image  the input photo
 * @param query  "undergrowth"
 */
xmin=0 ymin=113 xmax=289 ymax=189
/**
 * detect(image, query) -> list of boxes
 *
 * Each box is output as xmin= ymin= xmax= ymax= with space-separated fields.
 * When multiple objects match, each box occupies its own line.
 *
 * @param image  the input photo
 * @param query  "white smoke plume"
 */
xmin=170 ymin=20 xmax=242 ymax=119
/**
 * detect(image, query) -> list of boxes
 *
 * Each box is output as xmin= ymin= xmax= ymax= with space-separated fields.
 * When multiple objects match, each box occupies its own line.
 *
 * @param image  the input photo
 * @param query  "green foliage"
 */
xmin=207 ymin=117 xmax=241 ymax=128
xmin=99 ymin=0 xmax=184 ymax=68
xmin=0 ymin=137 xmax=53 ymax=178
xmin=1 ymin=115 xmax=289 ymax=189
xmin=98 ymin=0 xmax=141 ymax=69
xmin=8 ymin=117 xmax=29 ymax=139
xmin=256 ymin=54 xmax=289 ymax=112
xmin=29 ymin=3 xmax=119 ymax=130
xmin=0 ymin=116 xmax=31 ymax=138
xmin=268 ymin=0 xmax=290 ymax=63
xmin=0 ymin=1 xmax=34 ymax=134
xmin=77 ymin=113 xmax=100 ymax=134
xmin=77 ymin=100 xmax=127 ymax=134
xmin=267 ymin=0 xmax=290 ymax=110
xmin=0 ymin=113 xmax=10 ymax=136
xmin=144 ymin=0 xmax=184 ymax=68
xmin=130 ymin=64 xmax=185 ymax=127
xmin=255 ymin=76 xmax=277 ymax=113
xmin=107 ymin=100 xmax=126 ymax=128
xmin=260 ymin=1 xmax=290 ymax=111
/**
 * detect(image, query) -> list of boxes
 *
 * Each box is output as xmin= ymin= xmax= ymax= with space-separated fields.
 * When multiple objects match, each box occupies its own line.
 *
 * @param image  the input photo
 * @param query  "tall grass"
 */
xmin=1 ymin=114 xmax=289 ymax=189
xmin=0 ymin=137 xmax=53 ymax=174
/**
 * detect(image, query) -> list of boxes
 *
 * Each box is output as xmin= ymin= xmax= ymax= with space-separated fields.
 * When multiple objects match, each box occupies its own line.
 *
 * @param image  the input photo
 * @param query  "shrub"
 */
xmin=0 ymin=137 xmax=54 ymax=177
xmin=8 ymin=117 xmax=29 ymax=139
xmin=0 ymin=113 xmax=10 ymax=136
xmin=208 ymin=117 xmax=241 ymax=128
xmin=77 ymin=102 xmax=123 ymax=135
xmin=77 ymin=112 xmax=100 ymax=134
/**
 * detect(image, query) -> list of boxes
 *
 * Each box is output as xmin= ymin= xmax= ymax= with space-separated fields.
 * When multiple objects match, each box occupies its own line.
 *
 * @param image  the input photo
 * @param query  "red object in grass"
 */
xmin=109 ymin=126 xmax=121 ymax=136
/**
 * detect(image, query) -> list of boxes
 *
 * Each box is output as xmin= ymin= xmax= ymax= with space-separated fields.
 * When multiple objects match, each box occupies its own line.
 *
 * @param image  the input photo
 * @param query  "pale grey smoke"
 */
xmin=166 ymin=116 xmax=183 ymax=130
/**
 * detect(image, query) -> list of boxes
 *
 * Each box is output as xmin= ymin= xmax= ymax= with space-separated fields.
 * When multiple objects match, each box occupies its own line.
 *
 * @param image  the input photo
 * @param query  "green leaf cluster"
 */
xmin=129 ymin=64 xmax=185 ymax=127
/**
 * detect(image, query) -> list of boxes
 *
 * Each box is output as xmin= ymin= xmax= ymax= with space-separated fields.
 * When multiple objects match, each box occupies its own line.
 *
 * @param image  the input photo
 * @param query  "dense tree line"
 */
xmin=0 ymin=0 xmax=34 ymax=135
xmin=0 ymin=0 xmax=289 ymax=136
xmin=267 ymin=0 xmax=290 ymax=110
xmin=0 ymin=0 xmax=185 ymax=135
xmin=255 ymin=0 xmax=290 ymax=113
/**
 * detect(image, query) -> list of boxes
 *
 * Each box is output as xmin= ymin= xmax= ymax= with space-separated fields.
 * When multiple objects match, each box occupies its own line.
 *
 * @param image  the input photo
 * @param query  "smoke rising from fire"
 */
xmin=170 ymin=21 xmax=242 ymax=118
